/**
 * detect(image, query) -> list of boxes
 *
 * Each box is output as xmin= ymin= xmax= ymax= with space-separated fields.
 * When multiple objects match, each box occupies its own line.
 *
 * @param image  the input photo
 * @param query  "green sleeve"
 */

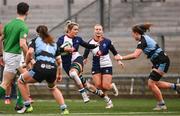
xmin=20 ymin=26 xmax=29 ymax=39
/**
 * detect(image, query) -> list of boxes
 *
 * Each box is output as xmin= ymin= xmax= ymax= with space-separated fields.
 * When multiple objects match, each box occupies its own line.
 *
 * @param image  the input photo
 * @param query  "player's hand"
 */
xmin=56 ymin=74 xmax=62 ymax=82
xmin=64 ymin=46 xmax=75 ymax=53
xmin=117 ymin=60 xmax=125 ymax=68
xmin=21 ymin=62 xmax=27 ymax=68
xmin=0 ymin=57 xmax=4 ymax=66
xmin=114 ymin=54 xmax=123 ymax=61
xmin=26 ymin=62 xmax=32 ymax=70
xmin=96 ymin=51 xmax=102 ymax=56
xmin=31 ymin=59 xmax=36 ymax=65
xmin=83 ymin=58 xmax=88 ymax=64
xmin=95 ymin=43 xmax=99 ymax=47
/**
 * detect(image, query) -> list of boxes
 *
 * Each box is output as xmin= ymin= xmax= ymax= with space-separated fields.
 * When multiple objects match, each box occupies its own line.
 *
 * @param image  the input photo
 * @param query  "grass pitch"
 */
xmin=1 ymin=98 xmax=180 ymax=115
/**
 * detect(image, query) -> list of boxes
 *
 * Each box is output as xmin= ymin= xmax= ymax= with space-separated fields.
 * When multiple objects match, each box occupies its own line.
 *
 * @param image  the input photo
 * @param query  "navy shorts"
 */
xmin=151 ymin=52 xmax=170 ymax=73
xmin=63 ymin=56 xmax=83 ymax=76
xmin=29 ymin=61 xmax=57 ymax=83
xmin=92 ymin=66 xmax=112 ymax=75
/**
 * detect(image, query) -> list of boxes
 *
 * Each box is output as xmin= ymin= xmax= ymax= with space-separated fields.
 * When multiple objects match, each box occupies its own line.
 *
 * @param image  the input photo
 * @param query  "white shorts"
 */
xmin=19 ymin=52 xmax=25 ymax=67
xmin=3 ymin=52 xmax=22 ymax=73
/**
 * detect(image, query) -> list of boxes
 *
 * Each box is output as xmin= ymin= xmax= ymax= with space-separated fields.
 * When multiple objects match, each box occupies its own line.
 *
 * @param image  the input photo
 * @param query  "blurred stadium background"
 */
xmin=0 ymin=0 xmax=180 ymax=99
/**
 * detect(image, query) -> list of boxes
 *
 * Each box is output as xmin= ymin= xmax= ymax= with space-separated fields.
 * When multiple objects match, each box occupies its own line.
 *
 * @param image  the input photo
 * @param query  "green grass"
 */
xmin=1 ymin=98 xmax=180 ymax=115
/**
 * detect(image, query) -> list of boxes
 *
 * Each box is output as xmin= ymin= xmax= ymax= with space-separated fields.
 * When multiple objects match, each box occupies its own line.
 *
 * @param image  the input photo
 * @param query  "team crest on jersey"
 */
xmin=103 ymin=43 xmax=106 ymax=48
xmin=138 ymin=41 xmax=141 ymax=45
xmin=23 ymin=33 xmax=27 ymax=38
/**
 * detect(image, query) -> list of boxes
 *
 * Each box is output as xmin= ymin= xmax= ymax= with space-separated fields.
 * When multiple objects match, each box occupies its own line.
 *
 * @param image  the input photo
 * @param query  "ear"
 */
xmin=25 ymin=12 xmax=28 ymax=16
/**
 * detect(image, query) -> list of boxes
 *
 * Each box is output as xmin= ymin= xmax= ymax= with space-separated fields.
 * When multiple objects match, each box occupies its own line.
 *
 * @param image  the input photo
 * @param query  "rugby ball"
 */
xmin=60 ymin=41 xmax=72 ymax=56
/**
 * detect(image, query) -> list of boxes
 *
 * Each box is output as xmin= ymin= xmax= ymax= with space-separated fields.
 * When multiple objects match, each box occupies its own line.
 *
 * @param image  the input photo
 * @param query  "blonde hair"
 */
xmin=64 ymin=20 xmax=79 ymax=33
xmin=94 ymin=24 xmax=103 ymax=30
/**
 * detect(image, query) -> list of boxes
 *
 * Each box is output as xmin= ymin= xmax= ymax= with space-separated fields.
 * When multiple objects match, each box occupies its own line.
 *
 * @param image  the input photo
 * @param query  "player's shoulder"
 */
xmin=103 ymin=37 xmax=111 ymax=41
xmin=88 ymin=38 xmax=94 ymax=43
xmin=58 ymin=35 xmax=66 ymax=40
xmin=103 ymin=37 xmax=111 ymax=44
xmin=74 ymin=36 xmax=83 ymax=40
xmin=28 ymin=36 xmax=38 ymax=44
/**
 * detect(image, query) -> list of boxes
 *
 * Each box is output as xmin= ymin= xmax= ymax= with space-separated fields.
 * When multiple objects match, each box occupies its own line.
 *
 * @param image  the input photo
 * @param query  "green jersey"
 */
xmin=3 ymin=18 xmax=29 ymax=54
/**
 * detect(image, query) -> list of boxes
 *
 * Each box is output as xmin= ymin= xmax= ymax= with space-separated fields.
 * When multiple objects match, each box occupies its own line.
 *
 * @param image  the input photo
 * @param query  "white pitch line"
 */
xmin=71 ymin=112 xmax=180 ymax=114
xmin=36 ymin=99 xmax=98 ymax=102
xmin=2 ymin=112 xmax=180 ymax=116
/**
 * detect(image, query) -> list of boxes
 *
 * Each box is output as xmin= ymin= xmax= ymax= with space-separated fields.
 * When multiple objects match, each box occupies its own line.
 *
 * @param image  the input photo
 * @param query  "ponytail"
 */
xmin=132 ymin=23 xmax=153 ymax=35
xmin=36 ymin=25 xmax=54 ymax=45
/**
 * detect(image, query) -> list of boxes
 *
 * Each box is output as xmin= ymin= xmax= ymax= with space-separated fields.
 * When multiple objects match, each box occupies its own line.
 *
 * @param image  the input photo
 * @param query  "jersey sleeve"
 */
xmin=83 ymin=39 xmax=93 ymax=59
xmin=55 ymin=45 xmax=61 ymax=57
xmin=56 ymin=36 xmax=65 ymax=53
xmin=28 ymin=38 xmax=36 ymax=49
xmin=20 ymin=25 xmax=29 ymax=39
xmin=109 ymin=42 xmax=118 ymax=56
xmin=136 ymin=36 xmax=147 ymax=50
xmin=79 ymin=37 xmax=97 ymax=49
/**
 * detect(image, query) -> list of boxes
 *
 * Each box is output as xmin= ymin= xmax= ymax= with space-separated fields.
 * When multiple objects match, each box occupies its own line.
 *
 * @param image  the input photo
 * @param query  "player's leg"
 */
xmin=80 ymin=75 xmax=105 ymax=98
xmin=0 ymin=71 xmax=15 ymax=98
xmin=102 ymin=74 xmax=114 ymax=109
xmin=16 ymin=66 xmax=33 ymax=110
xmin=149 ymin=55 xmax=170 ymax=110
xmin=156 ymin=81 xmax=180 ymax=92
xmin=46 ymin=67 xmax=69 ymax=115
xmin=69 ymin=67 xmax=89 ymax=103
xmin=148 ymin=70 xmax=167 ymax=110
xmin=48 ymin=83 xmax=69 ymax=115
xmin=17 ymin=71 xmax=36 ymax=114
xmin=92 ymin=73 xmax=102 ymax=89
xmin=102 ymin=74 xmax=112 ymax=90
xmin=0 ymin=53 xmax=18 ymax=97
xmin=102 ymin=67 xmax=118 ymax=96
xmin=69 ymin=57 xmax=90 ymax=103
xmin=4 ymin=82 xmax=12 ymax=104
xmin=15 ymin=67 xmax=28 ymax=110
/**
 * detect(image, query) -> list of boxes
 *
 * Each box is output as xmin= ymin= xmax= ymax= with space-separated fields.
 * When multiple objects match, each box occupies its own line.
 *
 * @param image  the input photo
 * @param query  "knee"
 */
xmin=1 ymin=82 xmax=8 ymax=90
xmin=148 ymin=79 xmax=156 ymax=90
xmin=18 ymin=74 xmax=26 ymax=85
xmin=94 ymin=83 xmax=102 ymax=89
xmin=149 ymin=70 xmax=162 ymax=81
xmin=1 ymin=80 xmax=12 ymax=89
xmin=69 ymin=70 xmax=78 ymax=79
xmin=95 ymin=83 xmax=102 ymax=89
xmin=69 ymin=70 xmax=82 ymax=86
xmin=148 ymin=71 xmax=162 ymax=89
xmin=48 ymin=83 xmax=56 ymax=91
xmin=102 ymin=83 xmax=111 ymax=90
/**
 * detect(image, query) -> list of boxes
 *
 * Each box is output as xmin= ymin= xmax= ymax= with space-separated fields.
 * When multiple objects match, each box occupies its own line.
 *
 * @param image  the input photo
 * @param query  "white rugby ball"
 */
xmin=60 ymin=41 xmax=72 ymax=55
